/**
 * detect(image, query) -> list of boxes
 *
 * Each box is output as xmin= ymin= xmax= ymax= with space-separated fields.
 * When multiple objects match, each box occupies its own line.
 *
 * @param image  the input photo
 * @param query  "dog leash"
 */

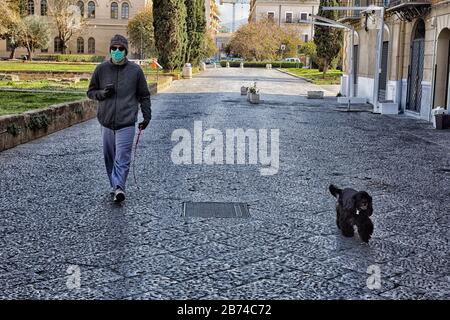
xmin=132 ymin=127 xmax=143 ymax=190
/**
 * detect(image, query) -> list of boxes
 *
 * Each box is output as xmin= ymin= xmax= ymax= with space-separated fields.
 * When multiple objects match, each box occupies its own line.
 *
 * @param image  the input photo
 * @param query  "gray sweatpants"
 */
xmin=102 ymin=125 xmax=136 ymax=191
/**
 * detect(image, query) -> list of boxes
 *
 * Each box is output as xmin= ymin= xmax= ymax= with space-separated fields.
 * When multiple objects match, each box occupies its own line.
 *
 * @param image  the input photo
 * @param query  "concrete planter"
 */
xmin=434 ymin=114 xmax=450 ymax=130
xmin=241 ymin=86 xmax=248 ymax=95
xmin=337 ymin=96 xmax=367 ymax=104
xmin=307 ymin=91 xmax=324 ymax=99
xmin=379 ymin=102 xmax=399 ymax=115
xmin=248 ymin=93 xmax=260 ymax=104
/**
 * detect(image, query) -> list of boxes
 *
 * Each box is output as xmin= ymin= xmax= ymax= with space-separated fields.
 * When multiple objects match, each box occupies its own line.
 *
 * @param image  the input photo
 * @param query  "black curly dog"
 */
xmin=329 ymin=184 xmax=374 ymax=243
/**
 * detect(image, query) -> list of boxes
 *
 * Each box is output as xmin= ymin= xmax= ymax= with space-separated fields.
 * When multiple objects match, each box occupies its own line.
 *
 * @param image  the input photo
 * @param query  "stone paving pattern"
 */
xmin=0 ymin=68 xmax=449 ymax=299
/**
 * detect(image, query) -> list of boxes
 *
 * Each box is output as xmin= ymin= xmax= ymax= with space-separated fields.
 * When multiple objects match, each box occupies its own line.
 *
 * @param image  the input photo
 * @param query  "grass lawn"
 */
xmin=0 ymin=79 xmax=90 ymax=92
xmin=0 ymin=91 xmax=86 ymax=116
xmin=0 ymin=61 xmax=97 ymax=73
xmin=281 ymin=68 xmax=343 ymax=85
xmin=0 ymin=76 xmax=157 ymax=92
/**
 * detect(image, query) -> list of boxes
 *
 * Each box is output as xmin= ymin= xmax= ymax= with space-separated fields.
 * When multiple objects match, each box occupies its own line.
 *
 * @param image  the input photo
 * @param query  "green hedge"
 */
xmin=35 ymin=54 xmax=105 ymax=62
xmin=220 ymin=61 xmax=303 ymax=68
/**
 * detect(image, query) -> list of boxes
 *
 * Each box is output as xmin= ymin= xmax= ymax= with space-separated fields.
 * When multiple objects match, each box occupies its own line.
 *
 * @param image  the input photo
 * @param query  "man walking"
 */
xmin=87 ymin=35 xmax=151 ymax=203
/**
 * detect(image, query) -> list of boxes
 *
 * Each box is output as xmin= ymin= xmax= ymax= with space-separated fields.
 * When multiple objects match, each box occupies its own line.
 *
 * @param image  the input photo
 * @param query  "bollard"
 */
xmin=182 ymin=63 xmax=192 ymax=79
xmin=240 ymin=62 xmax=244 ymax=69
xmin=226 ymin=62 xmax=230 ymax=68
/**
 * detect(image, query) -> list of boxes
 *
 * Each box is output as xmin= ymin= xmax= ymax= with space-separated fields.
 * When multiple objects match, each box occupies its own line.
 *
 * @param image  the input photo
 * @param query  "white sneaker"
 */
xmin=113 ymin=188 xmax=125 ymax=203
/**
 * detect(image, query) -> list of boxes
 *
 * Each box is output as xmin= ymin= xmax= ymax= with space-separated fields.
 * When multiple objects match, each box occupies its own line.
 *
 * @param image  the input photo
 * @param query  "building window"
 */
xmin=88 ymin=37 xmax=95 ymax=54
xmin=88 ymin=1 xmax=95 ymax=18
xmin=111 ymin=2 xmax=119 ymax=19
xmin=41 ymin=47 xmax=48 ymax=53
xmin=77 ymin=1 xmax=84 ymax=17
xmin=77 ymin=37 xmax=84 ymax=54
xmin=41 ymin=0 xmax=48 ymax=16
xmin=54 ymin=37 xmax=63 ymax=53
xmin=303 ymin=34 xmax=309 ymax=42
xmin=121 ymin=3 xmax=129 ymax=19
xmin=27 ymin=0 xmax=35 ymax=15
xmin=267 ymin=12 xmax=274 ymax=22
xmin=285 ymin=12 xmax=293 ymax=23
xmin=300 ymin=12 xmax=308 ymax=22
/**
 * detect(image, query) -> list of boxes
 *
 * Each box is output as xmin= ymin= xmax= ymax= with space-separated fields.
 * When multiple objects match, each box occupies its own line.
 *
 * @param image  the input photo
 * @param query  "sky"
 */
xmin=216 ymin=0 xmax=250 ymax=25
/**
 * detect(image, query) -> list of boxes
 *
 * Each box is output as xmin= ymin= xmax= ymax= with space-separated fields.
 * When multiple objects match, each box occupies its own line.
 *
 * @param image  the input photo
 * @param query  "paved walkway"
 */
xmin=0 ymin=68 xmax=449 ymax=299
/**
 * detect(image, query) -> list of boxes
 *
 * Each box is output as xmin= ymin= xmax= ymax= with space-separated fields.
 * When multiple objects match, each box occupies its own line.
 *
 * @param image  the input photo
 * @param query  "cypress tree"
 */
xmin=184 ymin=0 xmax=206 ymax=65
xmin=153 ymin=0 xmax=187 ymax=71
xmin=314 ymin=0 xmax=342 ymax=77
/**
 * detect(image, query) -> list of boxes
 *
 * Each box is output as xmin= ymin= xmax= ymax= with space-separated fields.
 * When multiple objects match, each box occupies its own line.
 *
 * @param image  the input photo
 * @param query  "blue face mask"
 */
xmin=111 ymin=49 xmax=125 ymax=63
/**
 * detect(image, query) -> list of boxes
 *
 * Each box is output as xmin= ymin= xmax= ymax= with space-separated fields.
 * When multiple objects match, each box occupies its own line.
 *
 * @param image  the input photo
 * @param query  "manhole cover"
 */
xmin=183 ymin=202 xmax=250 ymax=218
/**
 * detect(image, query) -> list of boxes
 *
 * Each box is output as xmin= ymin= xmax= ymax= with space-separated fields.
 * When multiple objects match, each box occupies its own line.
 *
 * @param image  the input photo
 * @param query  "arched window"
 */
xmin=111 ymin=2 xmax=118 ymax=19
xmin=77 ymin=1 xmax=84 ymax=17
xmin=88 ymin=1 xmax=95 ymax=18
xmin=41 ymin=0 xmax=48 ymax=16
xmin=88 ymin=37 xmax=95 ymax=54
xmin=77 ymin=37 xmax=84 ymax=54
xmin=121 ymin=3 xmax=129 ymax=19
xmin=27 ymin=0 xmax=35 ymax=15
xmin=413 ymin=19 xmax=426 ymax=40
xmin=54 ymin=37 xmax=63 ymax=53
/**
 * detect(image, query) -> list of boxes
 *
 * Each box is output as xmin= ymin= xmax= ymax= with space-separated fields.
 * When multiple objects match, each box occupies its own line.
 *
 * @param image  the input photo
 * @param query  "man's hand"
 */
xmin=138 ymin=119 xmax=150 ymax=130
xmin=97 ymin=84 xmax=115 ymax=100
xmin=103 ymin=84 xmax=115 ymax=97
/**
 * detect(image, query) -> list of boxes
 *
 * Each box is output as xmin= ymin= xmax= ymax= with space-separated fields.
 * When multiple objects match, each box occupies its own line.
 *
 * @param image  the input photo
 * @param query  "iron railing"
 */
xmin=388 ymin=0 xmax=432 ymax=7
xmin=337 ymin=0 xmax=390 ymax=21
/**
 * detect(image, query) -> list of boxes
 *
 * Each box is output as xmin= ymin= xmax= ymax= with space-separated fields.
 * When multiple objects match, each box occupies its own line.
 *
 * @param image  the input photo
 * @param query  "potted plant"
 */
xmin=247 ymin=82 xmax=260 ymax=104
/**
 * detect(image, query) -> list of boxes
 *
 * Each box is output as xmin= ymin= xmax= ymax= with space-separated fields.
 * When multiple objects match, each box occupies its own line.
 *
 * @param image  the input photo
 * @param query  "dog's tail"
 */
xmin=329 ymin=184 xmax=342 ymax=198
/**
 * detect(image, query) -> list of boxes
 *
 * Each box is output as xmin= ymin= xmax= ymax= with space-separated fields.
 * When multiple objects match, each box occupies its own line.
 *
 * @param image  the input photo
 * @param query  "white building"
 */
xmin=248 ymin=0 xmax=320 ymax=42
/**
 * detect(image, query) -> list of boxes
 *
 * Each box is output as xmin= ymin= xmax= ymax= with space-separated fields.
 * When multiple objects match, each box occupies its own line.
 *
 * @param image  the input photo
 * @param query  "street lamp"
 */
xmin=321 ymin=5 xmax=385 ymax=113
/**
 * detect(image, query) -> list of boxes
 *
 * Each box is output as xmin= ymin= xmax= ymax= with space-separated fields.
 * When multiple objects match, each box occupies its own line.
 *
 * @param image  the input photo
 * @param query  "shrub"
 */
xmin=7 ymin=124 xmax=21 ymax=136
xmin=27 ymin=114 xmax=49 ymax=131
xmin=220 ymin=61 xmax=303 ymax=68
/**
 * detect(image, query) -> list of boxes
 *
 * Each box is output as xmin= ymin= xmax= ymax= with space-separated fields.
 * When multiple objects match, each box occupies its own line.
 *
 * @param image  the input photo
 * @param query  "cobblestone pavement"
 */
xmin=1 ymin=68 xmax=449 ymax=300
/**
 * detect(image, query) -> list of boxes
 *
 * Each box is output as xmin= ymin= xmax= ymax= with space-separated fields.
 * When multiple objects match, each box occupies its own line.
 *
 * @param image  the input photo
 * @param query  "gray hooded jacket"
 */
xmin=87 ymin=58 xmax=152 ymax=130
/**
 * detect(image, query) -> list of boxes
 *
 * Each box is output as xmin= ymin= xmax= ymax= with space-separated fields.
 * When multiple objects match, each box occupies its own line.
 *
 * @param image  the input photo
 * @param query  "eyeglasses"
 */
xmin=110 ymin=46 xmax=125 ymax=52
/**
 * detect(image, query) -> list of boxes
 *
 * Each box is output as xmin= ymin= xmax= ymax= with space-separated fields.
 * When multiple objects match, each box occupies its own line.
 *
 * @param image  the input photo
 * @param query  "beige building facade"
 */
xmin=249 ymin=0 xmax=319 ymax=42
xmin=340 ymin=0 xmax=450 ymax=122
xmin=0 ymin=0 xmax=150 ymax=58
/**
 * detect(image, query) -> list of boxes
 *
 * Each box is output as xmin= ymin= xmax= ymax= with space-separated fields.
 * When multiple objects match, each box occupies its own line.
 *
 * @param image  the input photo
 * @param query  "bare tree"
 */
xmin=48 ymin=0 xmax=86 ymax=54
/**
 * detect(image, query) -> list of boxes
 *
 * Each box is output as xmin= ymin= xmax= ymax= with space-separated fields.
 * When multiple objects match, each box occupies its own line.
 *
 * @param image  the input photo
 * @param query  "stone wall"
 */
xmin=0 ymin=99 xmax=97 ymax=152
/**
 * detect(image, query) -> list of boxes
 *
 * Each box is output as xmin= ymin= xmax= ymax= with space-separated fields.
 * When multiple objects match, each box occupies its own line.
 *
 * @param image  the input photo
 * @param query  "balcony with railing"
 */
xmin=386 ymin=0 xmax=432 ymax=21
xmin=337 ymin=0 xmax=390 ymax=23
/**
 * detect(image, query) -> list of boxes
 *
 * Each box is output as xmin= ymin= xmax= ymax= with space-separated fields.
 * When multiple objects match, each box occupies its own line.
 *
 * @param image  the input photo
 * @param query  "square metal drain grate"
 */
xmin=183 ymin=202 xmax=250 ymax=218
